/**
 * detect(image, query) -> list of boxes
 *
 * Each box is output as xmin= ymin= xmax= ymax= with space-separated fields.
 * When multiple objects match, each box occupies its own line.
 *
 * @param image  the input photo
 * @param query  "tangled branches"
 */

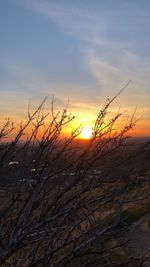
xmin=0 ymin=95 xmax=149 ymax=267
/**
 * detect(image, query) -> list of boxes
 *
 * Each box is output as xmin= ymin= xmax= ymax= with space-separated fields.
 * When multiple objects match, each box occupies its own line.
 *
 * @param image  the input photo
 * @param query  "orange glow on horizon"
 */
xmin=0 ymin=107 xmax=150 ymax=141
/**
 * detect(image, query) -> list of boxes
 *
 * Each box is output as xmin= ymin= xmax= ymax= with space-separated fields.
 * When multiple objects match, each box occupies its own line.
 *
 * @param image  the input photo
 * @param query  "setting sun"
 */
xmin=80 ymin=126 xmax=93 ymax=139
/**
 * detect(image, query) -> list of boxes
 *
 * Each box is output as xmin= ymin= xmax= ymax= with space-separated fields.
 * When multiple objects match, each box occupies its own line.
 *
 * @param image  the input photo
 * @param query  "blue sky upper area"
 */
xmin=0 ymin=0 xmax=150 ymax=135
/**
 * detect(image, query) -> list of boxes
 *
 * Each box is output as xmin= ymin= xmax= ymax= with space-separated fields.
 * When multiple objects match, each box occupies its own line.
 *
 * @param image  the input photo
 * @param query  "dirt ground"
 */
xmin=127 ymin=213 xmax=150 ymax=266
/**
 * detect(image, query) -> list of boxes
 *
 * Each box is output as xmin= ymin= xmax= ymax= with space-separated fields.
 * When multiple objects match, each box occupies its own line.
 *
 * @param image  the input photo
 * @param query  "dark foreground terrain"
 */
xmin=0 ymin=138 xmax=149 ymax=267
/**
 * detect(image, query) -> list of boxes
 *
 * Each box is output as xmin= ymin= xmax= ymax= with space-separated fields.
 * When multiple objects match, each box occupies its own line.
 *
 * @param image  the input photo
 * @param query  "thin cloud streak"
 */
xmin=8 ymin=0 xmax=150 ymax=135
xmin=18 ymin=0 xmax=150 ymax=94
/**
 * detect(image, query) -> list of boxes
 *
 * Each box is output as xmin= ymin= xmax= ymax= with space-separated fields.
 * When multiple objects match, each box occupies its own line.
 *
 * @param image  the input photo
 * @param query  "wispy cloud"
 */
xmin=14 ymin=0 xmax=150 ymax=124
xmin=18 ymin=0 xmax=107 ymax=44
xmin=18 ymin=1 xmax=150 ymax=90
xmin=88 ymin=48 xmax=150 ymax=94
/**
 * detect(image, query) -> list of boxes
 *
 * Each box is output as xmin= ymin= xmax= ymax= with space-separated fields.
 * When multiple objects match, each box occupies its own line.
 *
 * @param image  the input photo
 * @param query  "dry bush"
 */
xmin=0 ymin=95 xmax=149 ymax=267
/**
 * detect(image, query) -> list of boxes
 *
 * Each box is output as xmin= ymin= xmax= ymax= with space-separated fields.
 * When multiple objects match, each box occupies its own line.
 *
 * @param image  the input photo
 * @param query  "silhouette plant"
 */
xmin=0 ymin=94 xmax=149 ymax=267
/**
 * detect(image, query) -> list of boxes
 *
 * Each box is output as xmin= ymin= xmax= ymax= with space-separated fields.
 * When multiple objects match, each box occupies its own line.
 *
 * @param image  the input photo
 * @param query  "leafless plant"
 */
xmin=0 ymin=94 xmax=149 ymax=267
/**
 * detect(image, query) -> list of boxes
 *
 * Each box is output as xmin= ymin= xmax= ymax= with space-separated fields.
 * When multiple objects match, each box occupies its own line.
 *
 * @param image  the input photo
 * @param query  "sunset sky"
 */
xmin=0 ymin=0 xmax=150 ymax=136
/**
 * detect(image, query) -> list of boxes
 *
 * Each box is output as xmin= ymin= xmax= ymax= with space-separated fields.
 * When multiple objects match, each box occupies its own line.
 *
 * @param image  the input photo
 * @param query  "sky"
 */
xmin=0 ymin=0 xmax=150 ymax=136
